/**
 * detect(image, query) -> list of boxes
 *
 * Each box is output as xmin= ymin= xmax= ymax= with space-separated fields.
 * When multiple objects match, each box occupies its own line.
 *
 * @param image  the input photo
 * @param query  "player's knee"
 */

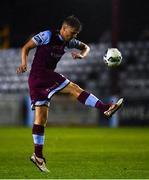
xmin=36 ymin=117 xmax=47 ymax=126
xmin=35 ymin=109 xmax=48 ymax=126
xmin=69 ymin=82 xmax=82 ymax=97
xmin=41 ymin=113 xmax=48 ymax=123
xmin=70 ymin=82 xmax=79 ymax=89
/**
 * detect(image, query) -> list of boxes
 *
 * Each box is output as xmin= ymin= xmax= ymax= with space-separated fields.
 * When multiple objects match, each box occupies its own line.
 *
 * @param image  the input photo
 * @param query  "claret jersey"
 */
xmin=28 ymin=29 xmax=82 ymax=107
xmin=31 ymin=29 xmax=82 ymax=73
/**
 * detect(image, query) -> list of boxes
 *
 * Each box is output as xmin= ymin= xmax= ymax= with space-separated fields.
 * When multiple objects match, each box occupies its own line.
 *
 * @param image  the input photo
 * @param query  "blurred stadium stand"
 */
xmin=0 ymin=42 xmax=149 ymax=126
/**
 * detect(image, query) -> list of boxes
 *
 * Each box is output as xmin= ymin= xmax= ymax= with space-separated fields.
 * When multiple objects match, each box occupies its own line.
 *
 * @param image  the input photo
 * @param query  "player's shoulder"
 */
xmin=39 ymin=30 xmax=52 ymax=39
xmin=32 ymin=29 xmax=52 ymax=45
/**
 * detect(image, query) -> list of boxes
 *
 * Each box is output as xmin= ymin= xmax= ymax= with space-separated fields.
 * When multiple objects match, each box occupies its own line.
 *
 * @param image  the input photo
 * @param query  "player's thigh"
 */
xmin=34 ymin=106 xmax=49 ymax=126
xmin=60 ymin=82 xmax=83 ymax=97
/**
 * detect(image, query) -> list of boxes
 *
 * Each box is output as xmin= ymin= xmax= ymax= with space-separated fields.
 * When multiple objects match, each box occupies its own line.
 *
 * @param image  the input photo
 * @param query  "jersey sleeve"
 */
xmin=32 ymin=30 xmax=52 ymax=45
xmin=67 ymin=38 xmax=82 ymax=49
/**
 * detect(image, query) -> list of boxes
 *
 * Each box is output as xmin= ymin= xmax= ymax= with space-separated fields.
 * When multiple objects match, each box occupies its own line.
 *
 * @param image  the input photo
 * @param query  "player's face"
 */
xmin=60 ymin=24 xmax=79 ymax=41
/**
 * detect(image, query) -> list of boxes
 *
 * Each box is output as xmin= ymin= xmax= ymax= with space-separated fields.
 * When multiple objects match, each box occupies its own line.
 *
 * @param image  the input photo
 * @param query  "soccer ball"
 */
xmin=103 ymin=48 xmax=122 ymax=67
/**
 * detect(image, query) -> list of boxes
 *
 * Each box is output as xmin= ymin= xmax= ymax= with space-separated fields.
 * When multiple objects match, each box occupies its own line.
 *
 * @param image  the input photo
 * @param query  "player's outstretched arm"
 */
xmin=16 ymin=39 xmax=37 ymax=74
xmin=71 ymin=42 xmax=90 ymax=59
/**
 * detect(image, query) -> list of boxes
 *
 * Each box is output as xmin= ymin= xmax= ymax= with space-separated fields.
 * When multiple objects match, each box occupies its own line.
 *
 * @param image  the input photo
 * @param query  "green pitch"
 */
xmin=0 ymin=127 xmax=149 ymax=179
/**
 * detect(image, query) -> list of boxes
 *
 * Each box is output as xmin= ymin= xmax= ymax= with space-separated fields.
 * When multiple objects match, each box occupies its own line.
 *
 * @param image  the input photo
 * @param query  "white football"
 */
xmin=103 ymin=48 xmax=122 ymax=67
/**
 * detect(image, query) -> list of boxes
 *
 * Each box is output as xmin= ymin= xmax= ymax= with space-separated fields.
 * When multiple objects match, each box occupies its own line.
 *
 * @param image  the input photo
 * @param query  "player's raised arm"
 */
xmin=71 ymin=42 xmax=90 ymax=59
xmin=16 ymin=39 xmax=37 ymax=74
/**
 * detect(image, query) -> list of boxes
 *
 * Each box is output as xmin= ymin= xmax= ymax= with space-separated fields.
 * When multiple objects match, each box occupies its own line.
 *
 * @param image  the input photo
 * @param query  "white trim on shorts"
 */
xmin=31 ymin=100 xmax=50 ymax=110
xmin=48 ymin=79 xmax=70 ymax=99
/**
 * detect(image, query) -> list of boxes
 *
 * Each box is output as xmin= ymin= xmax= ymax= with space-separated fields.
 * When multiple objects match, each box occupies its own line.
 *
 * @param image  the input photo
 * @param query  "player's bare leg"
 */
xmin=60 ymin=82 xmax=123 ymax=117
xmin=30 ymin=106 xmax=50 ymax=172
xmin=60 ymin=82 xmax=84 ymax=98
xmin=34 ymin=106 xmax=48 ymax=126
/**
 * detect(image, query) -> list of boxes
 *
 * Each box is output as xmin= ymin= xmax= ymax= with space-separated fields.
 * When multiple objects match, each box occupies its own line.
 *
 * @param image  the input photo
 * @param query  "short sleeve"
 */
xmin=32 ymin=30 xmax=52 ymax=45
xmin=67 ymin=38 xmax=82 ymax=49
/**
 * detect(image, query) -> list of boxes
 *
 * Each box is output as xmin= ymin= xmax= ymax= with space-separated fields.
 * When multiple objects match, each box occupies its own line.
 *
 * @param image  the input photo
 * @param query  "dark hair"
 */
xmin=63 ymin=15 xmax=82 ymax=32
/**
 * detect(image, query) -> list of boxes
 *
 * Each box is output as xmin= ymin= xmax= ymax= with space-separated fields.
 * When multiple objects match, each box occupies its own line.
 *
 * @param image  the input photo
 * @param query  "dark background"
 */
xmin=0 ymin=0 xmax=149 ymax=47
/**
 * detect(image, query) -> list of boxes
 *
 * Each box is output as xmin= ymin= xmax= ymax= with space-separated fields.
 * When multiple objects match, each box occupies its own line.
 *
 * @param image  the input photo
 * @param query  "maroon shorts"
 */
xmin=28 ymin=71 xmax=70 ymax=110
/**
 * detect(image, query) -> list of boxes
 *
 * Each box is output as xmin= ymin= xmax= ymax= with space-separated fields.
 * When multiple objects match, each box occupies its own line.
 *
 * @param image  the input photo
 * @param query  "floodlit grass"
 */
xmin=0 ymin=127 xmax=149 ymax=179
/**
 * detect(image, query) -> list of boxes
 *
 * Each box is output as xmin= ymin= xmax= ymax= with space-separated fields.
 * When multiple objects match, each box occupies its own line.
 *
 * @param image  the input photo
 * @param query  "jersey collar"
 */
xmin=58 ymin=34 xmax=64 ymax=41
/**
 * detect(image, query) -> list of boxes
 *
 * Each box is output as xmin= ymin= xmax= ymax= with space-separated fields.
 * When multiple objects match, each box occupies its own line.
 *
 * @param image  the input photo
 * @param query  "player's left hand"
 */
xmin=71 ymin=52 xmax=84 ymax=59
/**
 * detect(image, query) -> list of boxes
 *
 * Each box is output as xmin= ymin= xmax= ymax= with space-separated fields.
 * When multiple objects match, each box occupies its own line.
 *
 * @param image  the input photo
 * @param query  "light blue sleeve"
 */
xmin=67 ymin=38 xmax=82 ymax=49
xmin=32 ymin=30 xmax=52 ymax=45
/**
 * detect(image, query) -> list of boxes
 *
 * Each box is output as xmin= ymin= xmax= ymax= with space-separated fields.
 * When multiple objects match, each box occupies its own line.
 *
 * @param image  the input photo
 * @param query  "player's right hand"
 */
xmin=71 ymin=52 xmax=84 ymax=59
xmin=16 ymin=64 xmax=27 ymax=74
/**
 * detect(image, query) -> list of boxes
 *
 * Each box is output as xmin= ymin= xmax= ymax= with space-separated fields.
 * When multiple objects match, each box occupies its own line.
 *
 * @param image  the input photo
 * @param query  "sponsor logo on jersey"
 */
xmin=50 ymin=52 xmax=63 ymax=58
xmin=50 ymin=45 xmax=65 ymax=58
xmin=52 ymin=45 xmax=64 ymax=50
